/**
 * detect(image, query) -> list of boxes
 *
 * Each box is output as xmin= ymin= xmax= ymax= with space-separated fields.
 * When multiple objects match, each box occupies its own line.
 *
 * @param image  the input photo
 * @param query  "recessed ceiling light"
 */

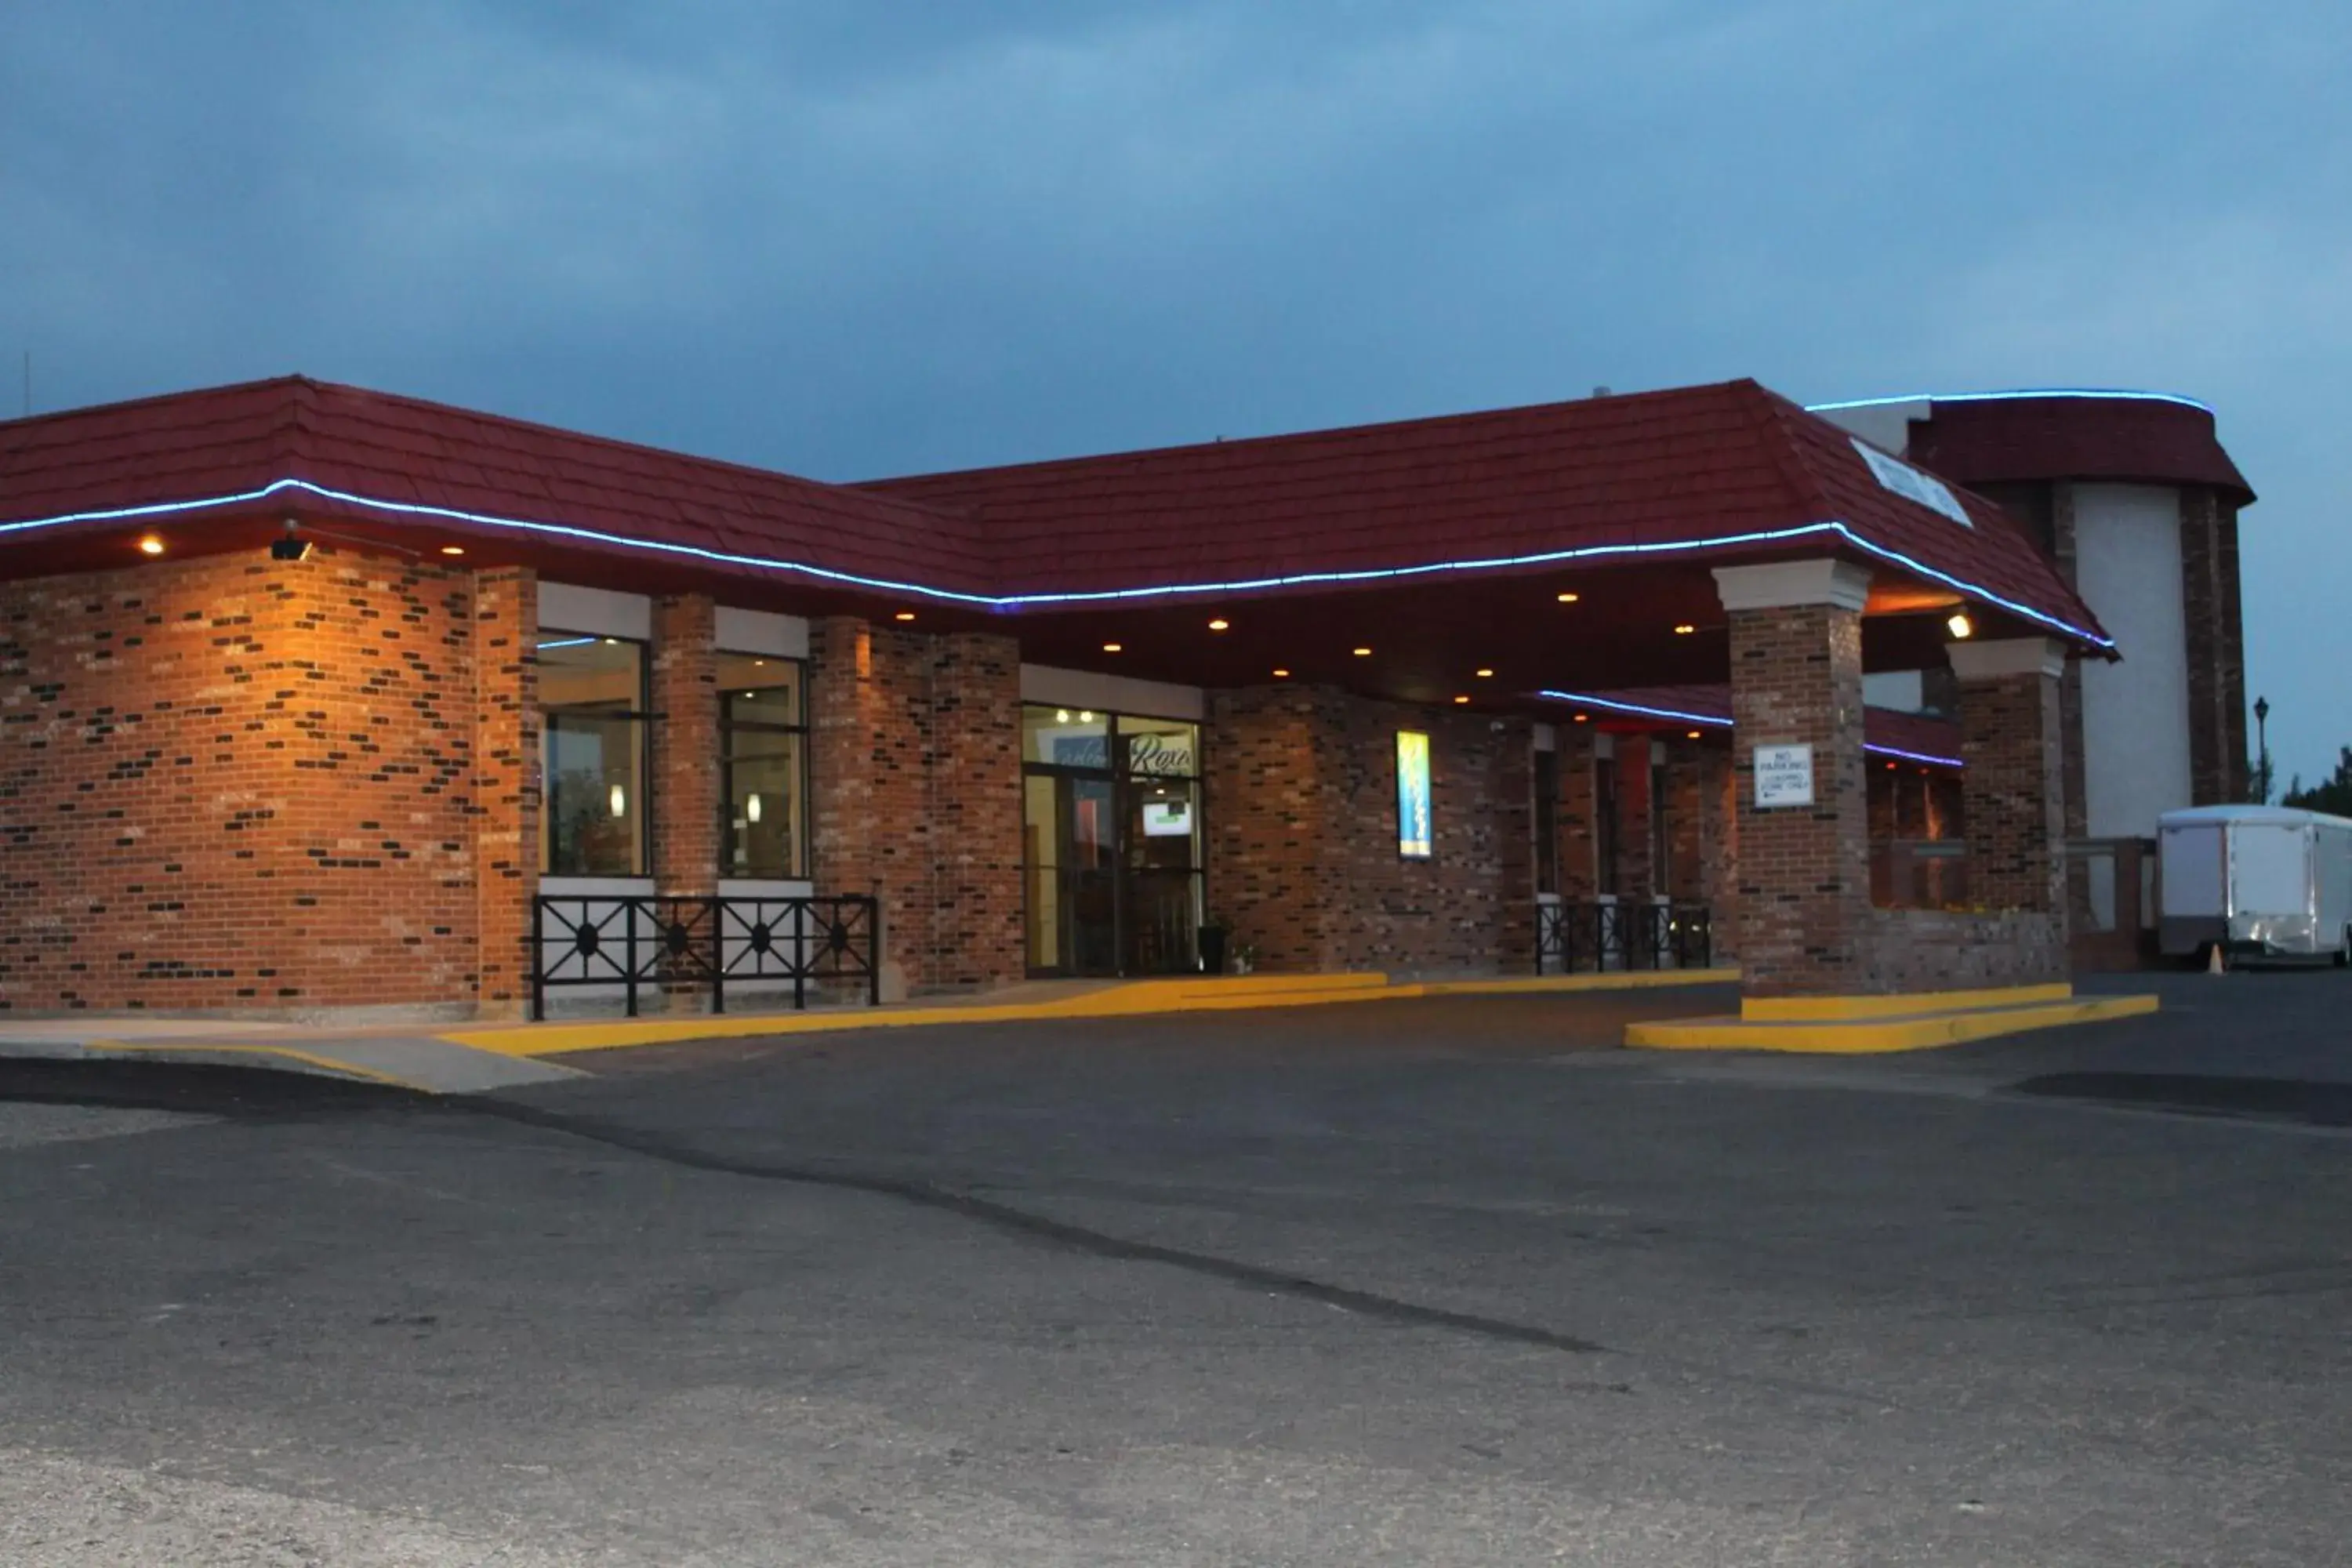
xmin=1686 ymin=730 xmax=1702 ymax=739
xmin=895 ymin=611 xmax=916 ymax=622
xmin=1556 ymin=592 xmax=1580 ymax=604
xmin=137 ymin=535 xmax=165 ymax=556
xmin=1102 ymin=641 xmax=1122 ymax=652
xmin=1672 ymin=623 xmax=1697 ymax=635
xmin=1454 ymin=695 xmax=1470 ymax=705
xmin=1886 ymin=761 xmax=1898 ymax=771
xmin=1352 ymin=647 xmax=1372 ymax=657
xmin=1573 ymin=713 xmax=1589 ymax=723
xmin=439 ymin=544 xmax=466 ymax=557
xmin=1272 ymin=668 xmax=1290 ymax=678
xmin=1079 ymin=710 xmax=1095 ymax=722
xmin=1207 ymin=618 xmax=1229 ymax=631
xmin=1475 ymin=668 xmax=1494 ymax=678
xmin=1055 ymin=709 xmax=1071 ymax=722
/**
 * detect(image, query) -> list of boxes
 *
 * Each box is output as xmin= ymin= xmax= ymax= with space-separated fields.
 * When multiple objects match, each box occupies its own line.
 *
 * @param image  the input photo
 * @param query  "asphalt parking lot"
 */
xmin=3 ymin=970 xmax=2349 ymax=1566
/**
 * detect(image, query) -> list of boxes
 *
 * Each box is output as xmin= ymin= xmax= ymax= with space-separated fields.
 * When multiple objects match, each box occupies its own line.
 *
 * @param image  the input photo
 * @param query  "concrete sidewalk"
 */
xmin=0 ymin=968 xmax=1739 ymax=1093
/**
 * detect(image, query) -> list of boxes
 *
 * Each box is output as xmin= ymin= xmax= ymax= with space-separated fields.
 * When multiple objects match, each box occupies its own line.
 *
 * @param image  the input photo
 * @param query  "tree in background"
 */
xmin=2283 ymin=747 xmax=2352 ymax=818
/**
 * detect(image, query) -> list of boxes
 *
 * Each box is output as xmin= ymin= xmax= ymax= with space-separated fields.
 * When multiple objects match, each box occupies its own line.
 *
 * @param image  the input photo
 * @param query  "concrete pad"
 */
xmin=3 ymin=1032 xmax=585 ymax=1094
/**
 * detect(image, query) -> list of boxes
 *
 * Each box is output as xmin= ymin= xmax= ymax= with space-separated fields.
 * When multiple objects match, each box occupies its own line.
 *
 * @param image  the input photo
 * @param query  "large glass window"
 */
xmin=719 ymin=653 xmax=808 ymax=880
xmin=540 ymin=633 xmax=649 ymax=877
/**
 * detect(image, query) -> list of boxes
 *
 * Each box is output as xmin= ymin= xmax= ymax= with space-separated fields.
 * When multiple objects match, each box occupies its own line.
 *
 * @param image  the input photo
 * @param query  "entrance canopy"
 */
xmin=0 ymin=375 xmax=2107 ymax=706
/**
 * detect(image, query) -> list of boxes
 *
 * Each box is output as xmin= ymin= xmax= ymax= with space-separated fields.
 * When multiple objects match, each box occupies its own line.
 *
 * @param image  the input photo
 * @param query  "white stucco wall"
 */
xmin=2074 ymin=483 xmax=2193 ymax=838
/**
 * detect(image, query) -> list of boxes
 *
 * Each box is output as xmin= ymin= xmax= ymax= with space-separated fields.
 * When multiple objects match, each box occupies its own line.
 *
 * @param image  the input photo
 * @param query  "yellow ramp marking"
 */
xmin=1627 ymin=993 xmax=2159 ymax=1054
xmin=1740 ymin=982 xmax=2074 ymax=1022
xmin=443 ymin=967 xmax=1739 ymax=1059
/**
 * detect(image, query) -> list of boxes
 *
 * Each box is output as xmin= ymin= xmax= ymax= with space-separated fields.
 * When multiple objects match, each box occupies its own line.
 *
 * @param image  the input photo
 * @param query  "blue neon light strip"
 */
xmin=0 ymin=475 xmax=2111 ymax=648
xmin=1866 ymin=742 xmax=1965 ymax=770
xmin=1806 ymin=387 xmax=2212 ymax=415
xmin=1536 ymin=691 xmax=1732 ymax=728
xmin=534 ymin=636 xmax=598 ymax=650
xmin=1537 ymin=691 xmax=1965 ymax=769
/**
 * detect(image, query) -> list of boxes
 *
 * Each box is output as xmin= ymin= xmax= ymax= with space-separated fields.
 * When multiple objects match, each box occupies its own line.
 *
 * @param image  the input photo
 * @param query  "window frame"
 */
xmin=539 ymin=631 xmax=654 ymax=879
xmin=717 ymin=653 xmax=811 ymax=882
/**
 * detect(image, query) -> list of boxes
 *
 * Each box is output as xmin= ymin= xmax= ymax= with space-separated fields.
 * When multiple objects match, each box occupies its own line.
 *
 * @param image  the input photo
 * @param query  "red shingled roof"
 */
xmin=0 ymin=376 xmax=993 ymax=597
xmin=0 ymin=375 xmax=2107 ymax=647
xmin=1908 ymin=395 xmax=2253 ymax=503
xmin=868 ymin=379 xmax=2107 ymax=644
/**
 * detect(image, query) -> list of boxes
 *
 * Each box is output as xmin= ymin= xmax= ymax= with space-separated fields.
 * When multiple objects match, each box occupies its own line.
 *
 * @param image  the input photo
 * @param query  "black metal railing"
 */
xmin=531 ymin=895 xmax=882 ymax=1020
xmin=1535 ymin=898 xmax=1712 ymax=975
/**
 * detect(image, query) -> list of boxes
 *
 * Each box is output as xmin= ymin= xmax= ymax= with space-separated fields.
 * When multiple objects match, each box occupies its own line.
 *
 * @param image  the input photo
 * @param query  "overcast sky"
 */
xmin=5 ymin=0 xmax=2344 ymax=780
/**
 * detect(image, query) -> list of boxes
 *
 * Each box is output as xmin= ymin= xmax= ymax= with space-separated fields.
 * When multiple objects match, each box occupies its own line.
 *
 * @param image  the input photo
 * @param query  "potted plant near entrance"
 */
xmin=1198 ymin=915 xmax=1231 ymax=975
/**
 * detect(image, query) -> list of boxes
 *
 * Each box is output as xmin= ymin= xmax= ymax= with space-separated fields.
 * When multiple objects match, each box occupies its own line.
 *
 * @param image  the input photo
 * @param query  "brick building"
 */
xmin=0 ymin=376 xmax=2249 ymax=1018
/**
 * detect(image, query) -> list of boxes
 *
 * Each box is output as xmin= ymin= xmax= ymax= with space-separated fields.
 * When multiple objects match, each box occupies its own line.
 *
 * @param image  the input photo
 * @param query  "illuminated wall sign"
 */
xmin=1851 ymin=439 xmax=1973 ymax=528
xmin=1396 ymin=731 xmax=1432 ymax=858
xmin=1141 ymin=800 xmax=1193 ymax=837
xmin=1753 ymin=743 xmax=1816 ymax=808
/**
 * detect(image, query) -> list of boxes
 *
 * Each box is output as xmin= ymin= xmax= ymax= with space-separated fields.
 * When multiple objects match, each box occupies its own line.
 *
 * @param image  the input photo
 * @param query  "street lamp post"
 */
xmin=2254 ymin=695 xmax=2271 ymax=804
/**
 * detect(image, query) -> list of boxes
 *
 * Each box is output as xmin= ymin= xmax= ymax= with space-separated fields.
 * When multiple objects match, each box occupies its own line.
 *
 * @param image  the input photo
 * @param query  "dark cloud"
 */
xmin=3 ymin=0 xmax=2343 ymax=774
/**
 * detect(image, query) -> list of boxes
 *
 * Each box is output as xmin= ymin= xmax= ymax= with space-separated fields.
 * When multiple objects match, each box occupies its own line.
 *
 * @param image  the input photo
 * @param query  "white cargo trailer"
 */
xmin=2158 ymin=804 xmax=2352 ymax=964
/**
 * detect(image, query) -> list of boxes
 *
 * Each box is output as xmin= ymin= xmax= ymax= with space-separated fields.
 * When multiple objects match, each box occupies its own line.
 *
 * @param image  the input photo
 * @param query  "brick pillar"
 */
xmin=1615 ymin=733 xmax=1655 ymax=901
xmin=1556 ymin=724 xmax=1597 ymax=900
xmin=1661 ymin=740 xmax=1706 ymax=902
xmin=928 ymin=632 xmax=1025 ymax=989
xmin=1715 ymin=560 xmax=1874 ymax=999
xmin=2181 ymin=485 xmax=2249 ymax=804
xmin=810 ymin=615 xmax=924 ymax=1000
xmin=470 ymin=568 xmax=538 ymax=1019
xmin=1951 ymin=637 xmax=2067 ymax=920
xmin=1696 ymin=742 xmax=1737 ymax=962
xmin=651 ymin=595 xmax=718 ymax=896
xmin=1493 ymin=717 xmax=1538 ymax=972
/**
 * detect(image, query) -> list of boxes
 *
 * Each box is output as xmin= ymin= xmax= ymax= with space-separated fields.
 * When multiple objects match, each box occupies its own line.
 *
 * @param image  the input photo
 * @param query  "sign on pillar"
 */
xmin=1752 ymin=743 xmax=1816 ymax=808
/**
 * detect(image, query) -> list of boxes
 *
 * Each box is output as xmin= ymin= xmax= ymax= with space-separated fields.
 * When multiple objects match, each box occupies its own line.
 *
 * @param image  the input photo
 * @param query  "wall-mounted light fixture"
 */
xmin=1947 ymin=611 xmax=1974 ymax=639
xmin=137 ymin=535 xmax=166 ymax=557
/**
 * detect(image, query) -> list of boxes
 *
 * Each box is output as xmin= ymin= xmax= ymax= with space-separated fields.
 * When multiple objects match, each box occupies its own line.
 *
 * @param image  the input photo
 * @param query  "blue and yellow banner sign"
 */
xmin=1396 ymin=730 xmax=1432 ymax=859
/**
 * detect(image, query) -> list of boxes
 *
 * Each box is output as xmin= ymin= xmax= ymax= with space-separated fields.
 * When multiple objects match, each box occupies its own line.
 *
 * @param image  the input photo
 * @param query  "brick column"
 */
xmin=1555 ymin=724 xmax=1597 ymax=900
xmin=928 ymin=632 xmax=1025 ymax=989
xmin=470 ymin=568 xmax=538 ymax=1019
xmin=1661 ymin=740 xmax=1706 ymax=902
xmin=1492 ymin=717 xmax=1538 ymax=972
xmin=1715 ymin=560 xmax=1874 ymax=999
xmin=1695 ymin=742 xmax=1737 ymax=962
xmin=650 ymin=594 xmax=719 ymax=896
xmin=1615 ymin=734 xmax=1655 ymax=901
xmin=1951 ymin=637 xmax=2067 ymax=919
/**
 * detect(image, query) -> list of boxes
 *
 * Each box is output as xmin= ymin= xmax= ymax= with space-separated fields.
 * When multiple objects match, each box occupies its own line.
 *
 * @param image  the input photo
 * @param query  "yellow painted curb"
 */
xmin=1626 ymin=993 xmax=2159 ymax=1054
xmin=441 ymin=967 xmax=1740 ymax=1059
xmin=85 ymin=1040 xmax=429 ymax=1091
xmin=1740 ymin=982 xmax=2075 ymax=1022
xmin=444 ymin=978 xmax=1395 ymax=1058
xmin=1417 ymin=968 xmax=1739 ymax=997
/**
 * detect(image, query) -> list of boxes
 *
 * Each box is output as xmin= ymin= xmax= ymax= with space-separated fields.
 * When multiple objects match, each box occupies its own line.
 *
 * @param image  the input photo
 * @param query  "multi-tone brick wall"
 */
xmin=0 ymin=549 xmax=518 ymax=1015
xmin=1204 ymin=684 xmax=1538 ymax=975
xmin=807 ymin=616 xmax=1023 ymax=995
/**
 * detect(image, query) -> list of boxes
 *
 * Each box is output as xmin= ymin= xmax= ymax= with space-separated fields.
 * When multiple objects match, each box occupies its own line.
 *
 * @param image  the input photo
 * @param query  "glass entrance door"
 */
xmin=1022 ymin=706 xmax=1205 ymax=978
xmin=1023 ymin=771 xmax=1120 ymax=975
